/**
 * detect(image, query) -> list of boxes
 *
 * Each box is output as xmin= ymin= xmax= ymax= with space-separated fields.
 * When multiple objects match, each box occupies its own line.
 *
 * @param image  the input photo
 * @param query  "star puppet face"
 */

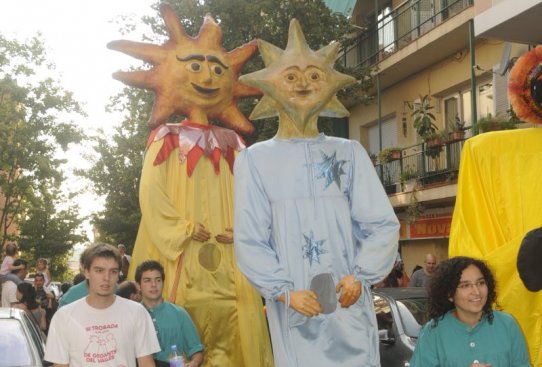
xmin=107 ymin=4 xmax=259 ymax=135
xmin=240 ymin=19 xmax=355 ymax=137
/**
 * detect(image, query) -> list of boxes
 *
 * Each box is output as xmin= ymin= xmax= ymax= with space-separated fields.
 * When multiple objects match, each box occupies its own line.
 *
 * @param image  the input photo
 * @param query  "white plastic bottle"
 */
xmin=169 ymin=345 xmax=184 ymax=367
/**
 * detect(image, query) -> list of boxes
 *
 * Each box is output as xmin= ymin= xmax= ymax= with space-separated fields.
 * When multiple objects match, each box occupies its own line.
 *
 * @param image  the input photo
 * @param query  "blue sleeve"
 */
xmin=349 ymin=142 xmax=399 ymax=285
xmin=233 ymin=149 xmax=295 ymax=300
xmin=409 ymin=322 xmax=441 ymax=367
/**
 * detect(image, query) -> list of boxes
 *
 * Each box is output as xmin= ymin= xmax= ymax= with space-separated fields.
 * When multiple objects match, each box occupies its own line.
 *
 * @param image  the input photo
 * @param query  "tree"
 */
xmin=85 ymin=0 xmax=373 ymax=250
xmin=0 ymin=34 xmax=85 ymax=279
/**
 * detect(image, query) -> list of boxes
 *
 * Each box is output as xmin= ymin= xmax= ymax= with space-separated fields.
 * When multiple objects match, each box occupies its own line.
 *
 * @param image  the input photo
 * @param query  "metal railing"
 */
xmin=375 ymin=137 xmax=465 ymax=195
xmin=340 ymin=0 xmax=473 ymax=69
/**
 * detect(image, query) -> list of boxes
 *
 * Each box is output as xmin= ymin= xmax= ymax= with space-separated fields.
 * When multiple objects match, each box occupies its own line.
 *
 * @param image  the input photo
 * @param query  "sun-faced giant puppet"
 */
xmin=234 ymin=19 xmax=400 ymax=367
xmin=107 ymin=4 xmax=274 ymax=367
xmin=450 ymin=45 xmax=542 ymax=365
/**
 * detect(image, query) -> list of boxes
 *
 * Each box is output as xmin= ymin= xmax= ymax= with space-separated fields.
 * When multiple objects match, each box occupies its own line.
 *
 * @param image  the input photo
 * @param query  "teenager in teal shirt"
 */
xmin=135 ymin=260 xmax=204 ymax=367
xmin=410 ymin=256 xmax=530 ymax=367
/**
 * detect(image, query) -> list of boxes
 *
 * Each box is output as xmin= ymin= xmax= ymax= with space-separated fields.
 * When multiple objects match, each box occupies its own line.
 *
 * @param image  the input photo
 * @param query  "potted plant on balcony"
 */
xmin=400 ymin=166 xmax=418 ymax=192
xmin=447 ymin=115 xmax=466 ymax=142
xmin=412 ymin=95 xmax=438 ymax=140
xmin=378 ymin=147 xmax=402 ymax=163
xmin=472 ymin=113 xmax=519 ymax=135
xmin=369 ymin=153 xmax=378 ymax=166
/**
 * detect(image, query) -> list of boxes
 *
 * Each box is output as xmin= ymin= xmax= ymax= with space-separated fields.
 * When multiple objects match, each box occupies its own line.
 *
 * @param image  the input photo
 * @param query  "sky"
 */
xmin=0 ymin=1 xmax=158 ymax=240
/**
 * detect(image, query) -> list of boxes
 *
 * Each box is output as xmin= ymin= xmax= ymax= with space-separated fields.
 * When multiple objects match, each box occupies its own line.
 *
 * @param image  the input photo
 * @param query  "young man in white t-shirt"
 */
xmin=45 ymin=243 xmax=160 ymax=367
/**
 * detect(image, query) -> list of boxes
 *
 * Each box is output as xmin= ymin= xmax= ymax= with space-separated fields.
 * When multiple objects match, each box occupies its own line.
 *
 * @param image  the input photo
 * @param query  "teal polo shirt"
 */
xmin=410 ymin=310 xmax=530 ymax=367
xmin=58 ymin=281 xmax=88 ymax=308
xmin=146 ymin=300 xmax=204 ymax=362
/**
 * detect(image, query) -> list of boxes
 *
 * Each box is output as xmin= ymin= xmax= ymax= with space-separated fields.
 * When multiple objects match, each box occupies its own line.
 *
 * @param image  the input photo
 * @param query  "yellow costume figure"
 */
xmin=450 ymin=46 xmax=542 ymax=366
xmin=108 ymin=5 xmax=273 ymax=367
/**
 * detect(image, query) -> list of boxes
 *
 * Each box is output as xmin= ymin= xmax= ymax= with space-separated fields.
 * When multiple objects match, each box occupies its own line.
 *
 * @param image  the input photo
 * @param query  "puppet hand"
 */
xmin=192 ymin=223 xmax=211 ymax=242
xmin=279 ymin=290 xmax=322 ymax=317
xmin=336 ymin=274 xmax=362 ymax=308
xmin=215 ymin=228 xmax=233 ymax=244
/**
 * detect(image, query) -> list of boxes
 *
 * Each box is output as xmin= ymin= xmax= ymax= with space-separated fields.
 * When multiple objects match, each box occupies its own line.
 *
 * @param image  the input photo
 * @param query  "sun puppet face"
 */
xmin=107 ymin=4 xmax=259 ymax=135
xmin=169 ymin=44 xmax=233 ymax=114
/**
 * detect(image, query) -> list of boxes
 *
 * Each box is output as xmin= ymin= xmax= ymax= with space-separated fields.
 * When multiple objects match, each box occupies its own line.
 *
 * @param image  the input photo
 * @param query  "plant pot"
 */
xmin=390 ymin=150 xmax=401 ymax=160
xmin=402 ymin=179 xmax=417 ymax=192
xmin=426 ymin=137 xmax=443 ymax=148
xmin=384 ymin=184 xmax=397 ymax=195
xmin=448 ymin=130 xmax=465 ymax=142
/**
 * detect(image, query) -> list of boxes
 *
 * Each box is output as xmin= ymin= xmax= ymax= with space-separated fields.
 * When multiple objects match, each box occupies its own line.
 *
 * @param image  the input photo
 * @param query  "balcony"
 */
xmin=374 ymin=135 xmax=466 ymax=209
xmin=341 ymin=0 xmax=473 ymax=71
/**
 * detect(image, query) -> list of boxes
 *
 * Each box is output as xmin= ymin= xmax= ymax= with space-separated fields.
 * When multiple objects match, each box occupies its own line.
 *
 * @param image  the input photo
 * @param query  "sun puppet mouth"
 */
xmin=191 ymin=83 xmax=220 ymax=95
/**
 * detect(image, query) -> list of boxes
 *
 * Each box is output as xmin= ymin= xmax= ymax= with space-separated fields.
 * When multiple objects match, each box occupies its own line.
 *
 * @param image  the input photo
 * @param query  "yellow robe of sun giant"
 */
xmin=449 ymin=128 xmax=542 ymax=365
xmin=130 ymin=122 xmax=273 ymax=367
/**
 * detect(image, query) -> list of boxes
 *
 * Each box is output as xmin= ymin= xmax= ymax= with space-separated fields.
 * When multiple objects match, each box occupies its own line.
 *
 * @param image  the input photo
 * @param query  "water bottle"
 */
xmin=169 ymin=345 xmax=184 ymax=367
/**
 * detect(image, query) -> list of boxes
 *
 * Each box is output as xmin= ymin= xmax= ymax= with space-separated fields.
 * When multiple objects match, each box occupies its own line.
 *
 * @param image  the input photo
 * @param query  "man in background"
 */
xmin=409 ymin=253 xmax=437 ymax=287
xmin=34 ymin=272 xmax=55 ymax=332
xmin=1 ymin=259 xmax=28 ymax=307
xmin=136 ymin=260 xmax=204 ymax=367
xmin=118 ymin=244 xmax=131 ymax=282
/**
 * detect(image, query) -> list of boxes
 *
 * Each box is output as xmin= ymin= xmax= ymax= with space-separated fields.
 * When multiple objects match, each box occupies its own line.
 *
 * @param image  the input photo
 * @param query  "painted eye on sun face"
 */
xmin=212 ymin=65 xmax=223 ymax=76
xmin=186 ymin=62 xmax=202 ymax=72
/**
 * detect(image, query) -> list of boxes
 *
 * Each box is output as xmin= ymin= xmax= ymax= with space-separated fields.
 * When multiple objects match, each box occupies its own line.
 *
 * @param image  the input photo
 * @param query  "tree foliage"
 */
xmin=0 ymin=34 xmax=85 ymax=280
xmin=85 ymin=0 xmax=373 ymax=251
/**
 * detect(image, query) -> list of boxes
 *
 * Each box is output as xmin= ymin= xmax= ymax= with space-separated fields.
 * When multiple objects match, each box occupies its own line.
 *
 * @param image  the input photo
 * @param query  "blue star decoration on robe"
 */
xmin=313 ymin=150 xmax=347 ymax=189
xmin=302 ymin=231 xmax=327 ymax=266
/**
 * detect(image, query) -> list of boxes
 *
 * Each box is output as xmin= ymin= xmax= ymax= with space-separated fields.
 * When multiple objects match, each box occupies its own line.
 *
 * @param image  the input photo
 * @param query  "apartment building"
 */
xmin=325 ymin=0 xmax=538 ymax=273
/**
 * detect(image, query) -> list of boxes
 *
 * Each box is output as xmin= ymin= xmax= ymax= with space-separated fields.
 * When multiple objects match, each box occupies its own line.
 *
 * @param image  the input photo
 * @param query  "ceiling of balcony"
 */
xmin=475 ymin=0 xmax=542 ymax=45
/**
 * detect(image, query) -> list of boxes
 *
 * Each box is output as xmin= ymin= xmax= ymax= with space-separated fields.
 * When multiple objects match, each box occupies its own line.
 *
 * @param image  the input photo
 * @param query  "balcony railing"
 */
xmin=340 ymin=0 xmax=473 ymax=69
xmin=375 ymin=137 xmax=465 ymax=195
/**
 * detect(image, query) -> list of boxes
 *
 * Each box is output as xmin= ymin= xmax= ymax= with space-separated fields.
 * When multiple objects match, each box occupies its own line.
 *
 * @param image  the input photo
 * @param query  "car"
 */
xmin=0 ymin=307 xmax=50 ymax=366
xmin=372 ymin=287 xmax=429 ymax=367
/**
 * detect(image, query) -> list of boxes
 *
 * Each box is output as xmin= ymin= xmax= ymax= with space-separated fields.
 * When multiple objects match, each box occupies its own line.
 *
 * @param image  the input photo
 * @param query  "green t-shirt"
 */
xmin=410 ymin=310 xmax=530 ymax=367
xmin=146 ymin=300 xmax=204 ymax=362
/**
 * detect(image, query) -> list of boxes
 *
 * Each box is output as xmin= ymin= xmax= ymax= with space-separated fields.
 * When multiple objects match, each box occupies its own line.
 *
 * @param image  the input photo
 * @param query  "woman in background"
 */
xmin=15 ymin=282 xmax=46 ymax=332
xmin=410 ymin=256 xmax=529 ymax=367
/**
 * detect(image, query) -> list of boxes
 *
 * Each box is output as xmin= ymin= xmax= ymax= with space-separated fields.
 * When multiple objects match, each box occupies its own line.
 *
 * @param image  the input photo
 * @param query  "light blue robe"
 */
xmin=234 ymin=135 xmax=400 ymax=367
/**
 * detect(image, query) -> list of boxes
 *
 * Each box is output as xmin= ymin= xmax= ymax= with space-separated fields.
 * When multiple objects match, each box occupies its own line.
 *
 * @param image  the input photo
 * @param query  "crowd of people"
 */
xmin=1 ymin=239 xmax=529 ymax=367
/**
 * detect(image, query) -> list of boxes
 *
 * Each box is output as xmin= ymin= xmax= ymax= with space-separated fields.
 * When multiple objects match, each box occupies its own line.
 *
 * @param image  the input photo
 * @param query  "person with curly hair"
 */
xmin=410 ymin=256 xmax=530 ymax=367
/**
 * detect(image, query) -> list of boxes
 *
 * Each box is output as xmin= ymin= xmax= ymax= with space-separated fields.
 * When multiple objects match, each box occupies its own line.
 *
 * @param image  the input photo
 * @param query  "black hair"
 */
xmin=17 ymin=282 xmax=39 ymax=310
xmin=117 ymin=281 xmax=138 ymax=299
xmin=135 ymin=260 xmax=165 ymax=284
xmin=11 ymin=259 xmax=27 ymax=274
xmin=428 ymin=256 xmax=496 ymax=327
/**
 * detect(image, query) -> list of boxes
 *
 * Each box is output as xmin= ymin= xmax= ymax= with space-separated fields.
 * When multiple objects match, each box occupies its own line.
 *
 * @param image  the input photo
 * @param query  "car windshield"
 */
xmin=395 ymin=298 xmax=428 ymax=338
xmin=0 ymin=318 xmax=35 ymax=366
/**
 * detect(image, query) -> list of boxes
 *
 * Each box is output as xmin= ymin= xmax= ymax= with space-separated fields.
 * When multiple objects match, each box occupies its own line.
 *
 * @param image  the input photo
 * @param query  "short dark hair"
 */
xmin=73 ymin=273 xmax=86 ymax=285
xmin=11 ymin=259 xmax=27 ymax=274
xmin=135 ymin=260 xmax=165 ymax=284
xmin=34 ymin=272 xmax=45 ymax=281
xmin=428 ymin=256 xmax=497 ymax=327
xmin=83 ymin=243 xmax=122 ymax=271
xmin=117 ymin=281 xmax=138 ymax=299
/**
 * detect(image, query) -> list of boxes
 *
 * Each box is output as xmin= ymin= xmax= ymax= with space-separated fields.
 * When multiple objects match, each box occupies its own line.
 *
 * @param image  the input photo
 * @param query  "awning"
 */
xmin=323 ymin=0 xmax=357 ymax=17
